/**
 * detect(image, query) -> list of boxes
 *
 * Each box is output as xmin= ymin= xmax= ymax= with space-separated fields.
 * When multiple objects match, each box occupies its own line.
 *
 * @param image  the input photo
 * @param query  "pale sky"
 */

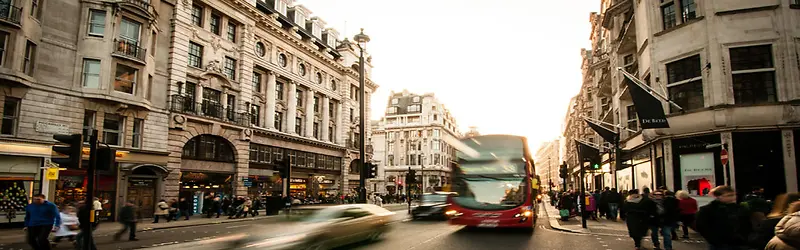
xmin=297 ymin=0 xmax=599 ymax=148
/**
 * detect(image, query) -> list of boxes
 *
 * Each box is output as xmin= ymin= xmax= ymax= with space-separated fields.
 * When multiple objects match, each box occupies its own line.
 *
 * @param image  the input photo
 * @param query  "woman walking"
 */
xmin=153 ymin=199 xmax=171 ymax=223
xmin=624 ymin=189 xmax=653 ymax=250
xmin=676 ymin=190 xmax=698 ymax=239
xmin=51 ymin=206 xmax=79 ymax=248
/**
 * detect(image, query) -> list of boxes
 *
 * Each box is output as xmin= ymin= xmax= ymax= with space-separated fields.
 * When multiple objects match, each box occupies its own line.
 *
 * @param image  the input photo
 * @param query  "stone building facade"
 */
xmin=564 ymin=0 xmax=800 ymax=204
xmin=534 ymin=139 xmax=561 ymax=192
xmin=371 ymin=90 xmax=460 ymax=195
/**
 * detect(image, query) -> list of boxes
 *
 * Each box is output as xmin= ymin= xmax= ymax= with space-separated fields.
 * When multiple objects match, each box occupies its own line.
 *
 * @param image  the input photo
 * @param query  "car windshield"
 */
xmin=422 ymin=194 xmax=448 ymax=203
xmin=451 ymin=176 xmax=528 ymax=210
xmin=302 ymin=207 xmax=342 ymax=223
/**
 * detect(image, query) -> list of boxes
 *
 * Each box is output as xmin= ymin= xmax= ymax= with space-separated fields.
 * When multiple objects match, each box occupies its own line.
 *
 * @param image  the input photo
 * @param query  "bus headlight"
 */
xmin=514 ymin=206 xmax=534 ymax=219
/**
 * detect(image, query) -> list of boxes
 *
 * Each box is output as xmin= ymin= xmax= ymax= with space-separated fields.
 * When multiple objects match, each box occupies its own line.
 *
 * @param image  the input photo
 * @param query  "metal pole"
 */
xmin=420 ymin=152 xmax=424 ymax=194
xmin=358 ymin=45 xmax=367 ymax=204
xmin=407 ymin=167 xmax=411 ymax=214
xmin=576 ymin=141 xmax=587 ymax=229
xmin=83 ymin=130 xmax=98 ymax=250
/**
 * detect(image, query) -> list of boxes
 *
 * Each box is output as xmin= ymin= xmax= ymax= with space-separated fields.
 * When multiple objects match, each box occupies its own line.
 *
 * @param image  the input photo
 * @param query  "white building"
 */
xmin=534 ymin=139 xmax=562 ymax=192
xmin=371 ymin=90 xmax=461 ymax=195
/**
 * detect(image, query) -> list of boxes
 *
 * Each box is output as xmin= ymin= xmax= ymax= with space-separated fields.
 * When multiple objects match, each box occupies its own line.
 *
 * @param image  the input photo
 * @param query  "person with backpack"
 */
xmin=696 ymin=186 xmax=750 ymax=250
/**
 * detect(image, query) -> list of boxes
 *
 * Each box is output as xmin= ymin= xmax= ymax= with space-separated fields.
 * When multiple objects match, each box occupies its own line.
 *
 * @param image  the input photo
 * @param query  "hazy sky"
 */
xmin=297 ymin=0 xmax=599 ymax=148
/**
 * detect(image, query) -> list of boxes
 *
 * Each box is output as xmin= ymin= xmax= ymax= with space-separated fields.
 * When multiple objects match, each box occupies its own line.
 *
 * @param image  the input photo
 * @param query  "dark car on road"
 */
xmin=411 ymin=192 xmax=454 ymax=220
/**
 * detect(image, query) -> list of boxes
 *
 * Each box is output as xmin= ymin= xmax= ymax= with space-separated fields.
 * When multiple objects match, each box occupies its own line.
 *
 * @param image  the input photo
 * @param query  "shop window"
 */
xmin=182 ymin=135 xmax=235 ymax=162
xmin=679 ymin=152 xmax=715 ymax=197
xmin=1 ymin=97 xmax=20 ymax=135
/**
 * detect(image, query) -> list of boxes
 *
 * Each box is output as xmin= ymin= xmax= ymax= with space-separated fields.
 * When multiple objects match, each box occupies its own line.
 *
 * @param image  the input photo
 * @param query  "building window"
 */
xmin=412 ymin=96 xmax=420 ymax=102
xmin=328 ymin=126 xmax=334 ymax=141
xmin=295 ymin=117 xmax=302 ymax=134
xmin=274 ymin=111 xmax=283 ymax=130
xmin=313 ymin=96 xmax=319 ymax=112
xmin=227 ymin=21 xmax=236 ymax=42
xmin=387 ymin=107 xmax=397 ymax=114
xmin=255 ymin=42 xmax=265 ymax=57
xmin=328 ymin=101 xmax=335 ymax=118
xmin=82 ymin=59 xmax=101 ymax=88
xmin=252 ymin=72 xmax=262 ymax=93
xmin=626 ymin=105 xmax=639 ymax=131
xmin=31 ymin=0 xmax=42 ymax=19
xmin=296 ymin=90 xmax=303 ymax=107
xmin=407 ymin=105 xmax=421 ymax=112
xmin=661 ymin=1 xmax=677 ymax=30
xmin=226 ymin=94 xmax=236 ymax=120
xmin=623 ymin=54 xmax=635 ymax=73
xmin=666 ymin=54 xmax=703 ymax=112
xmin=82 ymin=110 xmax=95 ymax=142
xmin=88 ymin=10 xmax=106 ymax=36
xmin=188 ymin=42 xmax=203 ymax=68
xmin=132 ymin=118 xmax=143 ymax=148
xmin=0 ymin=31 xmax=7 ymax=66
xmin=251 ymin=104 xmax=260 ymax=126
xmin=224 ymin=56 xmax=236 ymax=80
xmin=680 ymin=0 xmax=697 ymax=22
xmin=114 ymin=64 xmax=137 ymax=94
xmin=730 ymin=45 xmax=776 ymax=105
xmin=313 ymin=122 xmax=319 ymax=139
xmin=210 ymin=14 xmax=221 ymax=35
xmin=315 ymin=72 xmax=322 ymax=84
xmin=276 ymin=82 xmax=284 ymax=100
xmin=102 ymin=114 xmax=124 ymax=146
xmin=391 ymin=98 xmax=398 ymax=104
xmin=330 ymin=80 xmax=337 ymax=91
xmin=182 ymin=135 xmax=235 ymax=162
xmin=351 ymin=86 xmax=359 ymax=101
xmin=349 ymin=108 xmax=354 ymax=122
xmin=1 ymin=97 xmax=20 ymax=135
xmin=119 ymin=18 xmax=141 ymax=44
xmin=298 ymin=63 xmax=307 ymax=76
xmin=23 ymin=41 xmax=36 ymax=75
xmin=191 ymin=5 xmax=203 ymax=27
xmin=278 ymin=54 xmax=287 ymax=67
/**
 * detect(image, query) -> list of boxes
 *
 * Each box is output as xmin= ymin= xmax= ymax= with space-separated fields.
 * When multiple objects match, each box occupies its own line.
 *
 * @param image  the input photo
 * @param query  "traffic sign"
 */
xmin=720 ymin=149 xmax=729 ymax=166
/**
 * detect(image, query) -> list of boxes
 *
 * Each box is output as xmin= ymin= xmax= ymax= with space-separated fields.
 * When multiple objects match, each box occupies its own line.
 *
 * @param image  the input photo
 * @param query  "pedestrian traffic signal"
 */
xmin=407 ymin=170 xmax=417 ymax=184
xmin=96 ymin=147 xmax=116 ymax=171
xmin=365 ymin=163 xmax=378 ymax=179
xmin=559 ymin=163 xmax=568 ymax=179
xmin=591 ymin=163 xmax=600 ymax=170
xmin=52 ymin=134 xmax=83 ymax=169
xmin=275 ymin=158 xmax=290 ymax=178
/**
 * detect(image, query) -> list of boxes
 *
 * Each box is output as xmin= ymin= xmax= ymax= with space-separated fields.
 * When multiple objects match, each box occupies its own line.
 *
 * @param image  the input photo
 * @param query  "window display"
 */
xmin=680 ymin=152 xmax=715 ymax=197
xmin=0 ymin=180 xmax=30 ymax=223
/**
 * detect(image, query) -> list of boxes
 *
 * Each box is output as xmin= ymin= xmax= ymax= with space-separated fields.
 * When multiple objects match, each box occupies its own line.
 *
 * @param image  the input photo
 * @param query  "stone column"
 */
xmin=321 ymin=96 xmax=330 ymax=141
xmin=265 ymin=72 xmax=277 ymax=129
xmin=286 ymin=81 xmax=297 ymax=134
xmin=305 ymin=90 xmax=315 ymax=138
xmin=335 ymin=101 xmax=343 ymax=144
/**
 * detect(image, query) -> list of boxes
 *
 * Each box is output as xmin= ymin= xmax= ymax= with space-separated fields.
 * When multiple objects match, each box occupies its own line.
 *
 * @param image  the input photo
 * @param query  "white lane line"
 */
xmin=407 ymin=226 xmax=463 ymax=250
xmin=226 ymin=224 xmax=250 ymax=229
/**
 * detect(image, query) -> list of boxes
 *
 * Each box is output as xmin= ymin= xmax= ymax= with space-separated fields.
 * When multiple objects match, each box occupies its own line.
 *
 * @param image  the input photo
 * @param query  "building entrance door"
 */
xmin=127 ymin=178 xmax=156 ymax=218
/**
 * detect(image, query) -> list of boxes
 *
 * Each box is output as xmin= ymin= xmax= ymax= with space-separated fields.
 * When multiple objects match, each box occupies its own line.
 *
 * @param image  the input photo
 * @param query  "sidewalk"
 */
xmin=0 ymin=203 xmax=408 ymax=244
xmin=542 ymin=199 xmax=704 ymax=241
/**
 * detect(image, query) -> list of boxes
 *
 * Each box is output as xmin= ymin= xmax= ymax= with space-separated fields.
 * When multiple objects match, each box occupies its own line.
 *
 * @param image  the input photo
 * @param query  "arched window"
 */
xmin=182 ymin=135 xmax=235 ymax=162
xmin=349 ymin=160 xmax=360 ymax=174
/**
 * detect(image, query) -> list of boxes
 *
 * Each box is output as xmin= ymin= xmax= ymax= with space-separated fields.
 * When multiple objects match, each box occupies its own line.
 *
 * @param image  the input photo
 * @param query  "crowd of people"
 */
xmin=551 ymin=186 xmax=800 ymax=250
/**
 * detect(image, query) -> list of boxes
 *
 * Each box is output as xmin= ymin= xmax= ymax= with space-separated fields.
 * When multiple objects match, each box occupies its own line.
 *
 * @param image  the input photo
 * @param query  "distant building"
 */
xmin=534 ymin=139 xmax=561 ymax=192
xmin=464 ymin=126 xmax=481 ymax=138
xmin=370 ymin=90 xmax=461 ymax=195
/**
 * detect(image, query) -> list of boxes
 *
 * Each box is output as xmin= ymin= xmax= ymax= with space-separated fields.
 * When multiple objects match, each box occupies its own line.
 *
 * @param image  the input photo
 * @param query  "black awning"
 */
xmin=585 ymin=119 xmax=618 ymax=143
xmin=626 ymin=78 xmax=670 ymax=129
xmin=577 ymin=140 xmax=601 ymax=167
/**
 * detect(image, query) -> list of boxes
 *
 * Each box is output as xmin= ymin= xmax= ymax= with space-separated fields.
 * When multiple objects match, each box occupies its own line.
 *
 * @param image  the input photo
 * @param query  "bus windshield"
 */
xmin=451 ymin=174 xmax=527 ymax=210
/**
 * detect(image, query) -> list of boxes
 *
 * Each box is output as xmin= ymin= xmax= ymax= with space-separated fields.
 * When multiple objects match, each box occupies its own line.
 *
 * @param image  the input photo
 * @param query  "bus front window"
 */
xmin=451 ymin=176 xmax=527 ymax=210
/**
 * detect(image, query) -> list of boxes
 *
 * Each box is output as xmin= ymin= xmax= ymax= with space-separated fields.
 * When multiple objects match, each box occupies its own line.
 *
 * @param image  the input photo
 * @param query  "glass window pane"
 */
xmin=114 ymin=64 xmax=137 ymax=94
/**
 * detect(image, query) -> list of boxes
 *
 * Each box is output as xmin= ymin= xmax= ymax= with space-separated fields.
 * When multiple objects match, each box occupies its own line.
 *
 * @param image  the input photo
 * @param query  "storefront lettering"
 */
xmin=320 ymin=179 xmax=334 ymax=184
xmin=290 ymin=178 xmax=306 ymax=183
xmin=783 ymin=131 xmax=793 ymax=158
xmin=129 ymin=179 xmax=154 ymax=187
xmin=35 ymin=121 xmax=69 ymax=134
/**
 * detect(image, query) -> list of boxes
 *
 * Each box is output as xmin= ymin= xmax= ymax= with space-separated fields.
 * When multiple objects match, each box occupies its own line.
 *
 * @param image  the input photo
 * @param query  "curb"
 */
xmin=139 ymin=214 xmax=279 ymax=232
xmin=541 ymin=204 xmax=591 ymax=234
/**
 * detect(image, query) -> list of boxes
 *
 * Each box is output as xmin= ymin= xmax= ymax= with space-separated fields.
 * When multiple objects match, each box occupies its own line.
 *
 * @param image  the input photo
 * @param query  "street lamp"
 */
xmin=354 ymin=28 xmax=370 ymax=203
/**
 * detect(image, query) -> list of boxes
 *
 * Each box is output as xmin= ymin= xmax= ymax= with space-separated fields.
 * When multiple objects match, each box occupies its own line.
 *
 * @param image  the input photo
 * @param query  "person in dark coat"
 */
xmin=599 ymin=187 xmax=610 ymax=219
xmin=558 ymin=191 xmax=575 ymax=221
xmin=206 ymin=197 xmax=221 ymax=218
xmin=649 ymin=190 xmax=680 ymax=250
xmin=750 ymin=192 xmax=800 ymax=249
xmin=113 ymin=201 xmax=138 ymax=241
xmin=607 ymin=188 xmax=622 ymax=221
xmin=624 ymin=189 xmax=653 ymax=250
xmin=178 ymin=197 xmax=191 ymax=220
xmin=696 ymin=185 xmax=750 ymax=250
xmin=619 ymin=190 xmax=628 ymax=221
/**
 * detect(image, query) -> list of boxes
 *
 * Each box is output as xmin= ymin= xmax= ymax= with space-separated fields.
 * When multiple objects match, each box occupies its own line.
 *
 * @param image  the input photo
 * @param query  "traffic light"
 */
xmin=96 ymin=147 xmax=116 ymax=171
xmin=52 ymin=134 xmax=83 ymax=169
xmin=407 ymin=170 xmax=417 ymax=184
xmin=275 ymin=158 xmax=290 ymax=178
xmin=591 ymin=163 xmax=600 ymax=170
xmin=559 ymin=163 xmax=568 ymax=179
xmin=365 ymin=163 xmax=378 ymax=179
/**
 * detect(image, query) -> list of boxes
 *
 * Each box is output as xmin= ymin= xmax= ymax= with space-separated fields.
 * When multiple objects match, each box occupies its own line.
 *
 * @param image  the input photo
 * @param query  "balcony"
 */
xmin=0 ymin=4 xmax=22 ymax=25
xmin=118 ymin=0 xmax=157 ymax=19
xmin=113 ymin=39 xmax=147 ymax=62
xmin=169 ymin=95 xmax=253 ymax=127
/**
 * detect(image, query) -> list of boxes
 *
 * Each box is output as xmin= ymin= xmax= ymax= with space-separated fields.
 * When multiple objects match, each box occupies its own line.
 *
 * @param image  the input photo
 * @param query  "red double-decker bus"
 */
xmin=445 ymin=134 xmax=540 ymax=230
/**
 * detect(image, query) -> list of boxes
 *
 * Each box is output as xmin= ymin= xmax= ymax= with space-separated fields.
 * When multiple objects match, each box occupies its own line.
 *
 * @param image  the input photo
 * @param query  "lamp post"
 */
xmin=354 ymin=28 xmax=370 ymax=203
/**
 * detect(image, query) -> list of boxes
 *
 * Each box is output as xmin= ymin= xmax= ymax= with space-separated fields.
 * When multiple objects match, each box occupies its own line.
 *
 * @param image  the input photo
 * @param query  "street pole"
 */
xmin=420 ymin=152 xmax=424 ymax=194
xmin=82 ymin=129 xmax=98 ymax=250
xmin=576 ymin=141 xmax=587 ymax=229
xmin=357 ymin=44 xmax=367 ymax=204
xmin=407 ymin=167 xmax=411 ymax=214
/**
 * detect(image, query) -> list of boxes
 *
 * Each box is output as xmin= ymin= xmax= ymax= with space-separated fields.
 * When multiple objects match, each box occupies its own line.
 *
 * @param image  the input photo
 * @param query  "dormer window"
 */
xmin=273 ymin=0 xmax=287 ymax=16
xmin=412 ymin=96 xmax=420 ymax=103
xmin=387 ymin=107 xmax=397 ymax=114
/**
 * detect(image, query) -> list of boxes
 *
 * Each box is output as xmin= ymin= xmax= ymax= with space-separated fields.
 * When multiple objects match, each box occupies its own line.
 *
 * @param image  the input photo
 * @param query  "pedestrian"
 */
xmin=623 ymin=189 xmax=652 ymax=250
xmin=676 ymin=190 xmax=698 ymax=239
xmin=169 ymin=199 xmax=179 ymax=221
xmin=179 ymin=197 xmax=191 ymax=220
xmin=24 ymin=194 xmax=61 ymax=250
xmin=607 ymin=188 xmax=622 ymax=221
xmin=114 ymin=201 xmax=139 ymax=241
xmin=558 ymin=191 xmax=574 ymax=221
xmin=649 ymin=190 xmax=679 ymax=250
xmin=585 ymin=192 xmax=597 ymax=221
xmin=599 ymin=187 xmax=610 ymax=219
xmin=207 ymin=197 xmax=221 ymax=218
xmin=75 ymin=200 xmax=97 ymax=250
xmin=765 ymin=201 xmax=800 ymax=250
xmin=750 ymin=192 xmax=800 ymax=249
xmin=695 ymin=185 xmax=750 ymax=250
xmin=153 ymin=199 xmax=170 ymax=223
xmin=92 ymin=197 xmax=103 ymax=228
xmin=619 ymin=189 xmax=629 ymax=221
xmin=251 ymin=197 xmax=261 ymax=217
xmin=51 ymin=205 xmax=79 ymax=248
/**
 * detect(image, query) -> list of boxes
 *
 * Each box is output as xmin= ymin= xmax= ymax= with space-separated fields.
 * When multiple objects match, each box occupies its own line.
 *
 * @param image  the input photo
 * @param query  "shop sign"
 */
xmin=45 ymin=168 xmax=60 ymax=180
xmin=242 ymin=178 xmax=253 ymax=187
xmin=129 ymin=178 xmax=154 ymax=187
xmin=320 ymin=179 xmax=334 ymax=184
xmin=35 ymin=121 xmax=69 ymax=134
xmin=290 ymin=178 xmax=306 ymax=183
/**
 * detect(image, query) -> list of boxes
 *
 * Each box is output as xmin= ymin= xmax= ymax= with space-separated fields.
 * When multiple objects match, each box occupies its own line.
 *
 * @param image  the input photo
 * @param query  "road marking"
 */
xmin=225 ymin=225 xmax=249 ymax=229
xmin=407 ymin=226 xmax=463 ymax=250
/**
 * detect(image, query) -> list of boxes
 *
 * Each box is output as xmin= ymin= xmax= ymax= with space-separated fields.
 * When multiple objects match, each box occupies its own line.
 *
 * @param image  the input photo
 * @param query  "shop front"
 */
xmin=671 ymin=134 xmax=721 ymax=205
xmin=54 ymin=166 xmax=118 ymax=221
xmin=0 ymin=142 xmax=50 ymax=226
xmin=630 ymin=148 xmax=653 ymax=192
xmin=179 ymin=171 xmax=234 ymax=214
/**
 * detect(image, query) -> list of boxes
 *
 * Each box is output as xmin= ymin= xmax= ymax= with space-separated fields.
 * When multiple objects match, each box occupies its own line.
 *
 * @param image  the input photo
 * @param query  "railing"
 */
xmin=0 ymin=4 xmax=22 ymax=24
xmin=169 ymin=95 xmax=252 ymax=127
xmin=114 ymin=39 xmax=147 ymax=61
xmin=119 ymin=0 xmax=157 ymax=16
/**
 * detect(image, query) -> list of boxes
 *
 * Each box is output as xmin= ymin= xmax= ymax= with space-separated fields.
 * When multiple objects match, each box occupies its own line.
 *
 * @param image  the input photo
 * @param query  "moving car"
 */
xmin=144 ymin=204 xmax=395 ymax=250
xmin=411 ymin=192 xmax=455 ymax=220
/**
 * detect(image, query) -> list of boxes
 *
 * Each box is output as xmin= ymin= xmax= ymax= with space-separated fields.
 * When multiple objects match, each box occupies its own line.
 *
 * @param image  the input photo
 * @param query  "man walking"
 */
xmin=114 ymin=201 xmax=138 ymax=241
xmin=24 ymin=194 xmax=61 ymax=250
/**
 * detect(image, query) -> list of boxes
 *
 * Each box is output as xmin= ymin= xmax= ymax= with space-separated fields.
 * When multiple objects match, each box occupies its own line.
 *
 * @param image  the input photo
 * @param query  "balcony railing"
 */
xmin=169 ymin=95 xmax=252 ymax=127
xmin=114 ymin=39 xmax=146 ymax=61
xmin=0 ymin=4 xmax=22 ymax=24
xmin=119 ymin=0 xmax=157 ymax=17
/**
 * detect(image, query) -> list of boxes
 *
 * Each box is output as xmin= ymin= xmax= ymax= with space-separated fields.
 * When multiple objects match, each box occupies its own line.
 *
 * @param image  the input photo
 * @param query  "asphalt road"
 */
xmin=0 ymin=206 xmax=711 ymax=250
